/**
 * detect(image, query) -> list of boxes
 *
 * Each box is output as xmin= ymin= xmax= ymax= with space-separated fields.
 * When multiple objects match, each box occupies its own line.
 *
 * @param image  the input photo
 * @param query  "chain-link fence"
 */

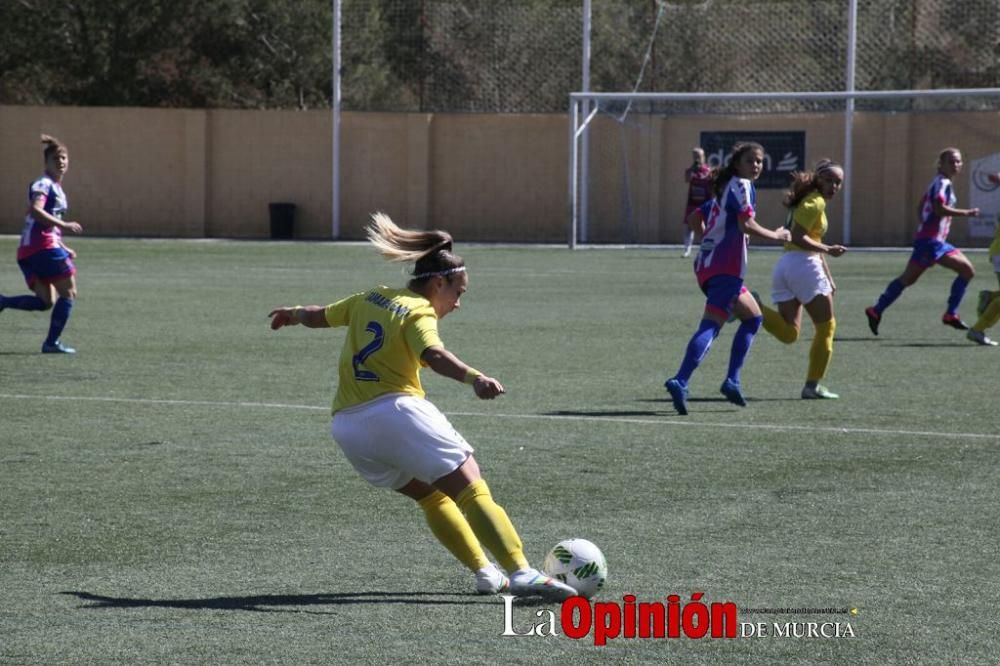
xmin=341 ymin=0 xmax=1000 ymax=113
xmin=341 ymin=0 xmax=582 ymax=112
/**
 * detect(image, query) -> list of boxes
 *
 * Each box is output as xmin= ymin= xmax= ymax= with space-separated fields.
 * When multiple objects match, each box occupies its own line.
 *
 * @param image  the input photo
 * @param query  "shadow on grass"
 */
xmin=545 ymin=409 xmax=664 ymax=418
xmin=545 ymin=402 xmax=800 ymax=418
xmin=635 ymin=397 xmax=800 ymax=407
xmin=884 ymin=342 xmax=972 ymax=348
xmin=62 ymin=590 xmax=492 ymax=614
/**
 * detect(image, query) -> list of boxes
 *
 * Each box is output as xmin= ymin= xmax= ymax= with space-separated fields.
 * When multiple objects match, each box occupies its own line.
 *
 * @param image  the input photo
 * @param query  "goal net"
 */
xmin=568 ymin=89 xmax=1000 ymax=249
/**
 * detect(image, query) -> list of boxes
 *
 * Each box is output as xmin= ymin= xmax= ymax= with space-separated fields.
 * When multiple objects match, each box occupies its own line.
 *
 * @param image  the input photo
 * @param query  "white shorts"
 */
xmin=330 ymin=393 xmax=473 ymax=490
xmin=770 ymin=252 xmax=833 ymax=305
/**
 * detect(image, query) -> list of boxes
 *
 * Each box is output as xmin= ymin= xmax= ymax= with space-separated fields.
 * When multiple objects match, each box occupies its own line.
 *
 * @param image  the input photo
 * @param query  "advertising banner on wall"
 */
xmin=699 ymin=131 xmax=805 ymax=189
xmin=969 ymin=154 xmax=1000 ymax=239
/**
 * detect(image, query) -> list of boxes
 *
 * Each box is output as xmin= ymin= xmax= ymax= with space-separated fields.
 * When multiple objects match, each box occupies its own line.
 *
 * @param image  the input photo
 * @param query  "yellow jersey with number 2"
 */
xmin=325 ymin=286 xmax=442 ymax=414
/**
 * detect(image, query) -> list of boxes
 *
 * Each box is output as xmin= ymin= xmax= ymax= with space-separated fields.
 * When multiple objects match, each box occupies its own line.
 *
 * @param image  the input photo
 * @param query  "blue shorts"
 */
xmin=909 ymin=239 xmax=958 ymax=268
xmin=700 ymin=275 xmax=746 ymax=319
xmin=18 ymin=247 xmax=76 ymax=288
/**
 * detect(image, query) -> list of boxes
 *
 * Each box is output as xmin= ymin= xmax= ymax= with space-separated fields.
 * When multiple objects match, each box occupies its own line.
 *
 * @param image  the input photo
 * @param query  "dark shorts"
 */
xmin=700 ymin=274 xmax=747 ymax=319
xmin=18 ymin=247 xmax=76 ymax=288
xmin=909 ymin=239 xmax=958 ymax=268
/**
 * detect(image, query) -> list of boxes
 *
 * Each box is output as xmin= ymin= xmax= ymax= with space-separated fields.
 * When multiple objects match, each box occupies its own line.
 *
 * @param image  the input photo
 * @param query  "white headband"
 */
xmin=412 ymin=266 xmax=466 ymax=280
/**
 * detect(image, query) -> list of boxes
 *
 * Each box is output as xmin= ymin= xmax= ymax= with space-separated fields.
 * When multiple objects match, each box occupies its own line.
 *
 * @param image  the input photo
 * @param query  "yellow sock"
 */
xmin=761 ymin=304 xmax=799 ymax=344
xmin=456 ymin=479 xmax=529 ymax=573
xmin=807 ymin=318 xmax=836 ymax=383
xmin=973 ymin=295 xmax=1000 ymax=332
xmin=418 ymin=490 xmax=489 ymax=572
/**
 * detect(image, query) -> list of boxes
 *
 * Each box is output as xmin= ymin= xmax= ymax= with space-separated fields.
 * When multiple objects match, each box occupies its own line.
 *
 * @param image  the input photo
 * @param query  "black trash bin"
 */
xmin=269 ymin=203 xmax=296 ymax=239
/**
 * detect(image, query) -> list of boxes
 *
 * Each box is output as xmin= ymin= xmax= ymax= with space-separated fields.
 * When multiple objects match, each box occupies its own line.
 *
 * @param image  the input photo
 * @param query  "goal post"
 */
xmin=568 ymin=88 xmax=1000 ymax=249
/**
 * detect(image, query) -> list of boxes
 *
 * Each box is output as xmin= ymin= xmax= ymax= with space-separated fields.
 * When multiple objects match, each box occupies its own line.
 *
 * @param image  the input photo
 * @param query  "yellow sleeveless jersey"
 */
xmin=989 ymin=223 xmax=1000 ymax=257
xmin=783 ymin=191 xmax=827 ymax=252
xmin=325 ymin=286 xmax=442 ymax=413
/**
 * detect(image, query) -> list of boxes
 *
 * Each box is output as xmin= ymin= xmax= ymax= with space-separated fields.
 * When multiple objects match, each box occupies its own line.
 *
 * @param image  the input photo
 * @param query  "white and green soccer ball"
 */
xmin=542 ymin=538 xmax=608 ymax=599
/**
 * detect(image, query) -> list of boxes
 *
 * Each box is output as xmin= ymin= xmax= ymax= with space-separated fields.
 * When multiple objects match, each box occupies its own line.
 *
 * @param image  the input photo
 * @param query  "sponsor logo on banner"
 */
xmin=699 ymin=131 xmax=806 ymax=189
xmin=969 ymin=153 xmax=1000 ymax=238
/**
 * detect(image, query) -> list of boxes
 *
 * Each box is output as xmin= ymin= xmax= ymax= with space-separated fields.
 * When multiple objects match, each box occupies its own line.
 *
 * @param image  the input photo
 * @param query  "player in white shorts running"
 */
xmin=754 ymin=159 xmax=848 ymax=399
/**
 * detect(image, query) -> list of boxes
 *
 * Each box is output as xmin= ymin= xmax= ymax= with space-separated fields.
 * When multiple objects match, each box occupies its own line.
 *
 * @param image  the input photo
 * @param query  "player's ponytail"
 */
xmin=783 ymin=159 xmax=842 ymax=209
xmin=365 ymin=212 xmax=464 ymax=285
xmin=40 ymin=134 xmax=67 ymax=160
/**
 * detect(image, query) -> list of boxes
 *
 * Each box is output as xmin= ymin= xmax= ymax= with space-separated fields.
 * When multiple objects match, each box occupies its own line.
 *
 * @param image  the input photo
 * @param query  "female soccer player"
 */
xmin=268 ymin=213 xmax=576 ymax=601
xmin=967 ymin=172 xmax=1000 ymax=346
xmin=664 ymin=142 xmax=792 ymax=415
xmin=0 ymin=135 xmax=83 ymax=353
xmin=682 ymin=147 xmax=713 ymax=258
xmin=865 ymin=148 xmax=979 ymax=336
xmin=755 ymin=160 xmax=848 ymax=398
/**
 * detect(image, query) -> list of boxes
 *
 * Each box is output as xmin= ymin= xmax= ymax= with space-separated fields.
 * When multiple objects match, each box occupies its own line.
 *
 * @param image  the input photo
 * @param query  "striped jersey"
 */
xmin=685 ymin=164 xmax=713 ymax=209
xmin=18 ymin=175 xmax=68 ymax=261
xmin=694 ymin=177 xmax=755 ymax=286
xmin=914 ymin=174 xmax=956 ymax=242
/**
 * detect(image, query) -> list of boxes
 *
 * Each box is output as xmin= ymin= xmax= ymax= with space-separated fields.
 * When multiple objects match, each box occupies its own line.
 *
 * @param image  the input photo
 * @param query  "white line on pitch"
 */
xmin=2 ymin=392 xmax=997 ymax=441
xmin=0 ymin=393 xmax=325 ymax=412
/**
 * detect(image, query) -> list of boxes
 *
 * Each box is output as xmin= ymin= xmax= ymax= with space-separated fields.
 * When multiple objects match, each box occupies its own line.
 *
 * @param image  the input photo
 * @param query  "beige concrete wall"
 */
xmin=430 ymin=113 xmax=569 ymax=242
xmin=1 ymin=105 xmax=997 ymax=245
xmin=1 ymin=105 xmax=206 ymax=237
xmin=206 ymin=110 xmax=331 ymax=238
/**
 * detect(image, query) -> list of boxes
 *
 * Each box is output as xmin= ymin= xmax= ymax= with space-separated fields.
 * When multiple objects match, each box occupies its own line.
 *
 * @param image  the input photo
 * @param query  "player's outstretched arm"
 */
xmin=421 ymin=345 xmax=505 ymax=399
xmin=268 ymin=306 xmax=330 ymax=330
xmin=740 ymin=216 xmax=792 ymax=243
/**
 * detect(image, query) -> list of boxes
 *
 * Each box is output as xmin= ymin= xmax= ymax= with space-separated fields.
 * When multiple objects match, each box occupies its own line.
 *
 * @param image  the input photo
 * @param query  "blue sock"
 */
xmin=675 ymin=319 xmax=721 ymax=383
xmin=946 ymin=276 xmax=969 ymax=316
xmin=874 ymin=279 xmax=905 ymax=315
xmin=1 ymin=294 xmax=47 ymax=311
xmin=727 ymin=315 xmax=762 ymax=384
xmin=45 ymin=298 xmax=74 ymax=346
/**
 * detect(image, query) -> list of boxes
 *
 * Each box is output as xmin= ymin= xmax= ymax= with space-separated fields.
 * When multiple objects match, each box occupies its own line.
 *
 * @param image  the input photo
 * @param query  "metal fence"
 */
xmin=340 ymin=0 xmax=1000 ymax=113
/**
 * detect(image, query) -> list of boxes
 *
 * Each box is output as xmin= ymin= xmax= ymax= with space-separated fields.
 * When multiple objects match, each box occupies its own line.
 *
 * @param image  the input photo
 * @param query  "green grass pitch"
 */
xmin=1 ymin=238 xmax=998 ymax=664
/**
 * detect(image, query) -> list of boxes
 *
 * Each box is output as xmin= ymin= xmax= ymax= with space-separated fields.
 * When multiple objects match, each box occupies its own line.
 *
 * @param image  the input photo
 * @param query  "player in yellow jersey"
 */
xmin=967 ymin=172 xmax=1000 ymax=346
xmin=754 ymin=160 xmax=848 ymax=398
xmin=268 ymin=213 xmax=576 ymax=601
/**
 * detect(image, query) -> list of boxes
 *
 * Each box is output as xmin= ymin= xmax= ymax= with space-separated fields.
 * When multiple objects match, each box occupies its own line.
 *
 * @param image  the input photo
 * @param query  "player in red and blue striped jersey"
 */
xmin=865 ymin=148 xmax=979 ymax=335
xmin=682 ymin=147 xmax=713 ymax=257
xmin=664 ymin=142 xmax=791 ymax=415
xmin=0 ymin=135 xmax=83 ymax=353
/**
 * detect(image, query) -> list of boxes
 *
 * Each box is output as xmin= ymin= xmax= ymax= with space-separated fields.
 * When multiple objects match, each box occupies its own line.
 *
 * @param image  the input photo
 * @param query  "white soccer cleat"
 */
xmin=41 ymin=340 xmax=76 ymax=354
xmin=801 ymin=384 xmax=839 ymax=399
xmin=509 ymin=568 xmax=578 ymax=601
xmin=474 ymin=563 xmax=510 ymax=595
xmin=966 ymin=329 xmax=998 ymax=347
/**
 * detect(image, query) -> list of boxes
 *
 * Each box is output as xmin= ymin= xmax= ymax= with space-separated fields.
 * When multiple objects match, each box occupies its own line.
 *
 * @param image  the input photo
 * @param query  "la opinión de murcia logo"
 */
xmin=501 ymin=593 xmax=858 ymax=644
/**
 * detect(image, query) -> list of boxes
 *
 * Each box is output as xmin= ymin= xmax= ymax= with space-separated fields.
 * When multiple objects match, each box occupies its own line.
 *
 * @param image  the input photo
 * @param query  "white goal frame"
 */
xmin=568 ymin=88 xmax=1000 ymax=249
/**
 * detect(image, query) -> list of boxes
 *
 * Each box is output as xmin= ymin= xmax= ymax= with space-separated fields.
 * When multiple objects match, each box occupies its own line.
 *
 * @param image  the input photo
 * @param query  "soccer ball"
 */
xmin=542 ymin=538 xmax=608 ymax=599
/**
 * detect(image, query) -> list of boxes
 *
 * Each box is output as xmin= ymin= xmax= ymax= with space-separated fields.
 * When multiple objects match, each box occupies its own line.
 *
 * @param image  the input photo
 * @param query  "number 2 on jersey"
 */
xmin=352 ymin=321 xmax=384 ymax=381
